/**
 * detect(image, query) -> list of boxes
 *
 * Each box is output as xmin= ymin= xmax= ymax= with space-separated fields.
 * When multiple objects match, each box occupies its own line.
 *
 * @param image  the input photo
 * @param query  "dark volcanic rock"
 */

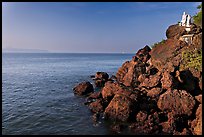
xmin=95 ymin=72 xmax=109 ymax=80
xmin=73 ymin=81 xmax=94 ymax=96
xmin=93 ymin=72 xmax=109 ymax=87
xmin=157 ymin=89 xmax=195 ymax=116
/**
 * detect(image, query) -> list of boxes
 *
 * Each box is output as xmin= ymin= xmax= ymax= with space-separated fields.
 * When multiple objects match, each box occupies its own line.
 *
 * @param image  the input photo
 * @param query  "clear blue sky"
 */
xmin=2 ymin=2 xmax=201 ymax=53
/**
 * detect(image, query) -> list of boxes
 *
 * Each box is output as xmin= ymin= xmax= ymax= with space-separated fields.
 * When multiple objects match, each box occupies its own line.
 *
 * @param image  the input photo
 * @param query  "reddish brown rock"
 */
xmin=157 ymin=89 xmax=195 ymax=116
xmin=104 ymin=94 xmax=136 ymax=122
xmin=195 ymin=94 xmax=202 ymax=104
xmin=166 ymin=24 xmax=186 ymax=39
xmin=101 ymin=81 xmax=134 ymax=102
xmin=150 ymin=39 xmax=187 ymax=71
xmin=146 ymin=87 xmax=162 ymax=98
xmin=88 ymin=99 xmax=104 ymax=113
xmin=136 ymin=111 xmax=148 ymax=122
xmin=73 ymin=81 xmax=94 ymax=96
xmin=140 ymin=73 xmax=161 ymax=88
xmin=101 ymin=81 xmax=122 ymax=101
xmin=129 ymin=112 xmax=160 ymax=134
xmin=116 ymin=46 xmax=151 ymax=87
xmin=161 ymin=71 xmax=177 ymax=89
xmin=135 ymin=45 xmax=151 ymax=63
xmin=137 ymin=74 xmax=147 ymax=83
xmin=191 ymin=104 xmax=202 ymax=135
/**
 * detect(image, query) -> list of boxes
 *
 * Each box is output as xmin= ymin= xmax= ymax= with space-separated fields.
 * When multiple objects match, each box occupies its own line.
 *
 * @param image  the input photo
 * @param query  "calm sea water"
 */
xmin=2 ymin=53 xmax=134 ymax=135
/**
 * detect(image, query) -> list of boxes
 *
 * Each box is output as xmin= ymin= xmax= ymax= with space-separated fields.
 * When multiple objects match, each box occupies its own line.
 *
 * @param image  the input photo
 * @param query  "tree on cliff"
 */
xmin=193 ymin=3 xmax=202 ymax=28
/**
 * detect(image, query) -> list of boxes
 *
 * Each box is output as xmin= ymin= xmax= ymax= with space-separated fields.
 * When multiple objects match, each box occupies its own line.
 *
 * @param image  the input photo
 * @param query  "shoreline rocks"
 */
xmin=72 ymin=23 xmax=202 ymax=135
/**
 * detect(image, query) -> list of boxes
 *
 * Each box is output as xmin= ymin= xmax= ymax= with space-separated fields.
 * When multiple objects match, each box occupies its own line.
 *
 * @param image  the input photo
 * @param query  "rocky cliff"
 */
xmin=73 ymin=23 xmax=202 ymax=135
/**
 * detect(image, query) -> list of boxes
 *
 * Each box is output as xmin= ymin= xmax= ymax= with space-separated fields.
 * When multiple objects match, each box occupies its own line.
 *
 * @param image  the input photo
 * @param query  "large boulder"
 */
xmin=101 ymin=81 xmax=133 ymax=102
xmin=157 ymin=89 xmax=195 ymax=116
xmin=103 ymin=94 xmax=136 ymax=122
xmin=166 ymin=24 xmax=186 ymax=39
xmin=73 ymin=81 xmax=94 ymax=96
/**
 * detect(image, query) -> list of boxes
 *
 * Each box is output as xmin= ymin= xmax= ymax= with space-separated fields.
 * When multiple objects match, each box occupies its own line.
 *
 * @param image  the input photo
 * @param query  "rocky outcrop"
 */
xmin=116 ymin=46 xmax=151 ymax=87
xmin=73 ymin=81 xmax=94 ymax=96
xmin=73 ymin=23 xmax=202 ymax=135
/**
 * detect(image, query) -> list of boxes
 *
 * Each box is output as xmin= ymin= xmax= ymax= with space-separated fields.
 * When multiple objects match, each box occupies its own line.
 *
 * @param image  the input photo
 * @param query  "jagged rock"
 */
xmin=190 ymin=104 xmax=202 ymax=135
xmin=73 ymin=81 xmax=94 ymax=96
xmin=95 ymin=72 xmax=109 ymax=80
xmin=129 ymin=112 xmax=160 ymax=135
xmin=116 ymin=46 xmax=151 ymax=87
xmin=85 ymin=91 xmax=102 ymax=104
xmin=136 ymin=111 xmax=148 ymax=122
xmin=161 ymin=71 xmax=177 ymax=89
xmin=140 ymin=73 xmax=161 ymax=88
xmin=157 ymin=89 xmax=195 ymax=116
xmin=104 ymin=94 xmax=136 ymax=122
xmin=146 ymin=87 xmax=162 ymax=98
xmin=195 ymin=94 xmax=202 ymax=104
xmin=88 ymin=99 xmax=104 ymax=113
xmin=101 ymin=81 xmax=134 ymax=103
xmin=135 ymin=45 xmax=151 ymax=63
xmin=137 ymin=74 xmax=147 ymax=83
xmin=93 ymin=72 xmax=109 ymax=87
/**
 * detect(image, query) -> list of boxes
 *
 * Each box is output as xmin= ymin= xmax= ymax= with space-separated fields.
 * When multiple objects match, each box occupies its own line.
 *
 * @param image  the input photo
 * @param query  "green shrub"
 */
xmin=193 ymin=3 xmax=202 ymax=28
xmin=180 ymin=49 xmax=202 ymax=71
xmin=151 ymin=39 xmax=166 ymax=49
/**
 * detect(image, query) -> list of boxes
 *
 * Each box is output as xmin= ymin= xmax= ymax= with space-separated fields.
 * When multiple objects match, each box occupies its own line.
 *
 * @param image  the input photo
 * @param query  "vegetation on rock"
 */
xmin=193 ymin=3 xmax=202 ymax=28
xmin=180 ymin=49 xmax=202 ymax=71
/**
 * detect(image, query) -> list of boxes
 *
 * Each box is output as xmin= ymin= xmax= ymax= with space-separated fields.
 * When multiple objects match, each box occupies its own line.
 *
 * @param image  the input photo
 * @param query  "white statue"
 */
xmin=181 ymin=12 xmax=187 ymax=26
xmin=186 ymin=14 xmax=191 ymax=27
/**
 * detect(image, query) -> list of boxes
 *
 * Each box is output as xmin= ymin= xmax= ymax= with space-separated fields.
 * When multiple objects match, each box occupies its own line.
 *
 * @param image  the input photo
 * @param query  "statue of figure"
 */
xmin=181 ymin=12 xmax=187 ymax=26
xmin=186 ymin=14 xmax=191 ymax=27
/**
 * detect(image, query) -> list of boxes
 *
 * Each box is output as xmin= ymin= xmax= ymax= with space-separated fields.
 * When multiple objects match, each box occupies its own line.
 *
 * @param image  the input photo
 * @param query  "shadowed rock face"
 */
xmin=73 ymin=81 xmax=94 ymax=96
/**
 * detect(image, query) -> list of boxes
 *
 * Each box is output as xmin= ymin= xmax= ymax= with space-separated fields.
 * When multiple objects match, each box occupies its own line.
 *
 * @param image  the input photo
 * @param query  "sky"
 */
xmin=2 ymin=2 xmax=202 ymax=53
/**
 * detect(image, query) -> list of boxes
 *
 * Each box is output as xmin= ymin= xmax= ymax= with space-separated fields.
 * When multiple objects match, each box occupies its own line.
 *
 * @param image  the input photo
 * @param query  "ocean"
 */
xmin=2 ymin=53 xmax=134 ymax=135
